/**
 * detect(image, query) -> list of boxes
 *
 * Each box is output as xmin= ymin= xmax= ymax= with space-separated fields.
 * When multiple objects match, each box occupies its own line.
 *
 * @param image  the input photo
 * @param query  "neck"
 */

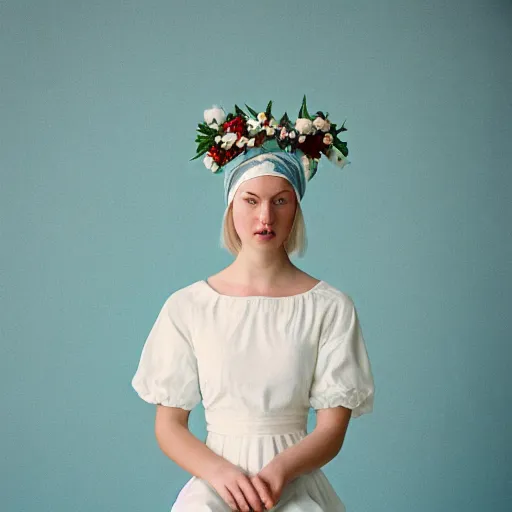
xmin=228 ymin=246 xmax=298 ymax=287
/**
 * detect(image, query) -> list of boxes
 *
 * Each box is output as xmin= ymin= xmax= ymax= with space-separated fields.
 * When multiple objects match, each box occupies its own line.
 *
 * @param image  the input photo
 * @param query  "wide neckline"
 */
xmin=200 ymin=279 xmax=325 ymax=300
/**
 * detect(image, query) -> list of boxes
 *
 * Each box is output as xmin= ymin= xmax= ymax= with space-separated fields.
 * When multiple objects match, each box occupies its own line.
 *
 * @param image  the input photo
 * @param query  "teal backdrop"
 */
xmin=1 ymin=1 xmax=510 ymax=510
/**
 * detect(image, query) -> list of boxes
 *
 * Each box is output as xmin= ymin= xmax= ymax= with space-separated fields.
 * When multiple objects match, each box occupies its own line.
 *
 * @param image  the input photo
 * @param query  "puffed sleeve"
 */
xmin=309 ymin=295 xmax=375 ymax=418
xmin=131 ymin=293 xmax=202 ymax=410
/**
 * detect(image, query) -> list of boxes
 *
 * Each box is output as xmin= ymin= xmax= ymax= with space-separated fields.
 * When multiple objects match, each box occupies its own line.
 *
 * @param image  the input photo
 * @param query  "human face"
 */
xmin=232 ymin=175 xmax=297 ymax=250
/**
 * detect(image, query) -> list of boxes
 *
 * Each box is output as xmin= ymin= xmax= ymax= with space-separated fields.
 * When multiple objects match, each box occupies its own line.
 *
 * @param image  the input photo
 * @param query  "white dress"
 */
xmin=131 ymin=279 xmax=375 ymax=511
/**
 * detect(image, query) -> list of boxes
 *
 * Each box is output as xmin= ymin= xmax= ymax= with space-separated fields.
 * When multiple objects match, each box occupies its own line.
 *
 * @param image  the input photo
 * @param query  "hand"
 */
xmin=252 ymin=459 xmax=288 ymax=509
xmin=207 ymin=462 xmax=274 ymax=512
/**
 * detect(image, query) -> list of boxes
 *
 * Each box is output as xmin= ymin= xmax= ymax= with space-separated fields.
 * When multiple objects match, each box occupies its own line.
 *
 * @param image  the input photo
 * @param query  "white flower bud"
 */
xmin=295 ymin=118 xmax=313 ymax=135
xmin=204 ymin=106 xmax=226 ymax=126
xmin=220 ymin=132 xmax=237 ymax=149
xmin=298 ymin=135 xmax=306 ymax=143
xmin=203 ymin=154 xmax=214 ymax=169
xmin=236 ymin=136 xmax=249 ymax=148
xmin=323 ymin=133 xmax=334 ymax=145
xmin=313 ymin=116 xmax=331 ymax=132
xmin=246 ymin=118 xmax=261 ymax=137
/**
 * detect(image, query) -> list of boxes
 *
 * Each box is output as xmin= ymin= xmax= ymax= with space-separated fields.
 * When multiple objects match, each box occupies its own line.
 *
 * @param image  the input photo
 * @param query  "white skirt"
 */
xmin=171 ymin=411 xmax=346 ymax=511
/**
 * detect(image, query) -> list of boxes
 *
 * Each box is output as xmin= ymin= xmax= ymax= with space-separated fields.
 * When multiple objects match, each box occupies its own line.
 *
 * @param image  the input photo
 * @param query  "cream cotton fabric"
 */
xmin=131 ymin=279 xmax=375 ymax=511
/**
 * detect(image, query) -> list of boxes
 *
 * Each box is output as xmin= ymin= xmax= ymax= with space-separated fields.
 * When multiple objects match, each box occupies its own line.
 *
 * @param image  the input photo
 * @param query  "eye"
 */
xmin=245 ymin=198 xmax=256 ymax=205
xmin=275 ymin=197 xmax=286 ymax=205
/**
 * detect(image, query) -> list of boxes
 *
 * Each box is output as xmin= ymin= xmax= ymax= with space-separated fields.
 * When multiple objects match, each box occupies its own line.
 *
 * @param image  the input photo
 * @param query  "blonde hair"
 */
xmin=220 ymin=201 xmax=308 ymax=258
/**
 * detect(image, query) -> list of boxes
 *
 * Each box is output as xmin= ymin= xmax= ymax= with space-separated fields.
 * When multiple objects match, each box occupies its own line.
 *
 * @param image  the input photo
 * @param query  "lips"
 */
xmin=255 ymin=229 xmax=275 ymax=235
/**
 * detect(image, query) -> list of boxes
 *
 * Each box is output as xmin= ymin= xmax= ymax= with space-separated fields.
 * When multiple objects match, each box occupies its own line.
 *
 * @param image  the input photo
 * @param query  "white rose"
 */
xmin=246 ymin=118 xmax=261 ymax=136
xmin=298 ymin=135 xmax=306 ymax=143
xmin=215 ymin=135 xmax=222 ymax=143
xmin=203 ymin=154 xmax=214 ymax=169
xmin=211 ymin=161 xmax=220 ymax=172
xmin=313 ymin=116 xmax=331 ymax=132
xmin=257 ymin=112 xmax=267 ymax=122
xmin=295 ymin=118 xmax=313 ymax=135
xmin=204 ymin=106 xmax=226 ymax=126
xmin=288 ymin=130 xmax=296 ymax=139
xmin=220 ymin=132 xmax=238 ymax=149
xmin=326 ymin=147 xmax=350 ymax=169
xmin=236 ymin=136 xmax=249 ymax=148
xmin=323 ymin=133 xmax=334 ymax=145
xmin=265 ymin=126 xmax=275 ymax=136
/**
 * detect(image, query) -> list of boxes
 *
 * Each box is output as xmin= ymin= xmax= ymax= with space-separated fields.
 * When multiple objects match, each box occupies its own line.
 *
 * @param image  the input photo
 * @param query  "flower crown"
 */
xmin=190 ymin=95 xmax=350 ymax=181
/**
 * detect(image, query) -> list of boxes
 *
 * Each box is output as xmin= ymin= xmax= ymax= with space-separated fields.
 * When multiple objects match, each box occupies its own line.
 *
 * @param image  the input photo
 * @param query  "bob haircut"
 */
xmin=220 ymin=200 xmax=308 ymax=258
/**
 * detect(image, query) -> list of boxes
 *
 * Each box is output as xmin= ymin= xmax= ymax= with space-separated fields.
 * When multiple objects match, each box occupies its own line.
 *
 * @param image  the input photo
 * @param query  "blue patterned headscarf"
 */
xmin=222 ymin=141 xmax=307 ymax=206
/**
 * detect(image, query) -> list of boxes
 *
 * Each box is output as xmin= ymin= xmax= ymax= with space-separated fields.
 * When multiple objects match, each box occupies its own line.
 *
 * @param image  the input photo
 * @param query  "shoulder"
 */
xmin=313 ymin=281 xmax=361 ymax=341
xmin=314 ymin=280 xmax=356 ymax=311
xmin=161 ymin=280 xmax=210 ymax=311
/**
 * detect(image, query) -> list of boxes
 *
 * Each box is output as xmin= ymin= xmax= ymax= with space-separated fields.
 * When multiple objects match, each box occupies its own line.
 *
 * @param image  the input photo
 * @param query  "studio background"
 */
xmin=1 ymin=1 xmax=510 ymax=511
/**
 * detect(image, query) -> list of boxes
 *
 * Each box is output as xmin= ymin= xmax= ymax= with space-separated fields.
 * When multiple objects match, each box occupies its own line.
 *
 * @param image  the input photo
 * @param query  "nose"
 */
xmin=259 ymin=201 xmax=274 ymax=226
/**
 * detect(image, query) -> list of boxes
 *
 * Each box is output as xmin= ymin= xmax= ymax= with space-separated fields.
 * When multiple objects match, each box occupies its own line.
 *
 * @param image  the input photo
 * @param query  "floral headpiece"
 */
xmin=190 ymin=95 xmax=350 ymax=181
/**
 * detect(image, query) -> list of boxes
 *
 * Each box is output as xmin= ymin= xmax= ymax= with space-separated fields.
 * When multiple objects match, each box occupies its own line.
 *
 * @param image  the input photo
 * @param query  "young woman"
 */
xmin=131 ymin=99 xmax=375 ymax=511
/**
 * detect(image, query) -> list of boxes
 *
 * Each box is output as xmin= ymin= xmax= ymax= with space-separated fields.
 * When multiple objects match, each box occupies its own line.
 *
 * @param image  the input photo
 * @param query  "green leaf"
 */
xmin=197 ymin=139 xmax=215 ymax=151
xmin=265 ymin=100 xmax=272 ymax=119
xmin=195 ymin=137 xmax=214 ymax=147
xmin=245 ymin=103 xmax=259 ymax=119
xmin=196 ymin=142 xmax=212 ymax=154
xmin=300 ymin=94 xmax=312 ymax=120
xmin=189 ymin=150 xmax=208 ymax=161
xmin=333 ymin=138 xmax=348 ymax=157
xmin=336 ymin=120 xmax=348 ymax=134
xmin=197 ymin=123 xmax=217 ymax=135
xmin=234 ymin=104 xmax=248 ymax=118
xmin=279 ymin=112 xmax=291 ymax=127
xmin=198 ymin=137 xmax=212 ymax=147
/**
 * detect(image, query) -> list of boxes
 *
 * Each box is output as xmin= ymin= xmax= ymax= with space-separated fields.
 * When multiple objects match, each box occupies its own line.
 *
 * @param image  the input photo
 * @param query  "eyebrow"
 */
xmin=242 ymin=189 xmax=293 ymax=198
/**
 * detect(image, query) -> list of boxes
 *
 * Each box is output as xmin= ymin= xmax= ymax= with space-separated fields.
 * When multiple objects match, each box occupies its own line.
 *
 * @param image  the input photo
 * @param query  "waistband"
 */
xmin=205 ymin=409 xmax=309 ymax=436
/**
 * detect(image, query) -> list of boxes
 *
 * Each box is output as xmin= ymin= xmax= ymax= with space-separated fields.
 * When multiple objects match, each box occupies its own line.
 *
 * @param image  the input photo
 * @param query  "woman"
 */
xmin=131 ymin=97 xmax=375 ymax=511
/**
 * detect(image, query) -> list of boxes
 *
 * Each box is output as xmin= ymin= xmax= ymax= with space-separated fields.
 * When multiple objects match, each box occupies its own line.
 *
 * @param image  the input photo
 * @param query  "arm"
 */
xmin=265 ymin=406 xmax=352 ymax=485
xmin=154 ymin=404 xmax=229 ymax=481
xmin=155 ymin=405 xmax=275 ymax=510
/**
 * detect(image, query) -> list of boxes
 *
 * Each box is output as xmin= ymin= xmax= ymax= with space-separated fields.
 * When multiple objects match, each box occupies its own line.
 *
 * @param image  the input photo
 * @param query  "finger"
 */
xmin=229 ymin=483 xmax=253 ymax=512
xmin=251 ymin=475 xmax=275 ymax=510
xmin=220 ymin=486 xmax=240 ymax=511
xmin=238 ymin=476 xmax=266 ymax=512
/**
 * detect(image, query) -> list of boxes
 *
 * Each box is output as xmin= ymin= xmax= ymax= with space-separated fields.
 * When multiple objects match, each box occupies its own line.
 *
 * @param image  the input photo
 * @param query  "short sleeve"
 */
xmin=131 ymin=294 xmax=202 ymax=410
xmin=309 ymin=296 xmax=375 ymax=418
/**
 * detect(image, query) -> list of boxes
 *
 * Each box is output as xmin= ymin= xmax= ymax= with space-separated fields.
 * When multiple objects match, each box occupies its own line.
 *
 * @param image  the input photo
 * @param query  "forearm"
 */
xmin=271 ymin=426 xmax=346 ymax=484
xmin=155 ymin=423 xmax=230 ymax=482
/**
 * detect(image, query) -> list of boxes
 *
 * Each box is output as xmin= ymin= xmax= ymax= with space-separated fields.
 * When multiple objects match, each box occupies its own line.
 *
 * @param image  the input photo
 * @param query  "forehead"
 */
xmin=238 ymin=175 xmax=293 ymax=194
